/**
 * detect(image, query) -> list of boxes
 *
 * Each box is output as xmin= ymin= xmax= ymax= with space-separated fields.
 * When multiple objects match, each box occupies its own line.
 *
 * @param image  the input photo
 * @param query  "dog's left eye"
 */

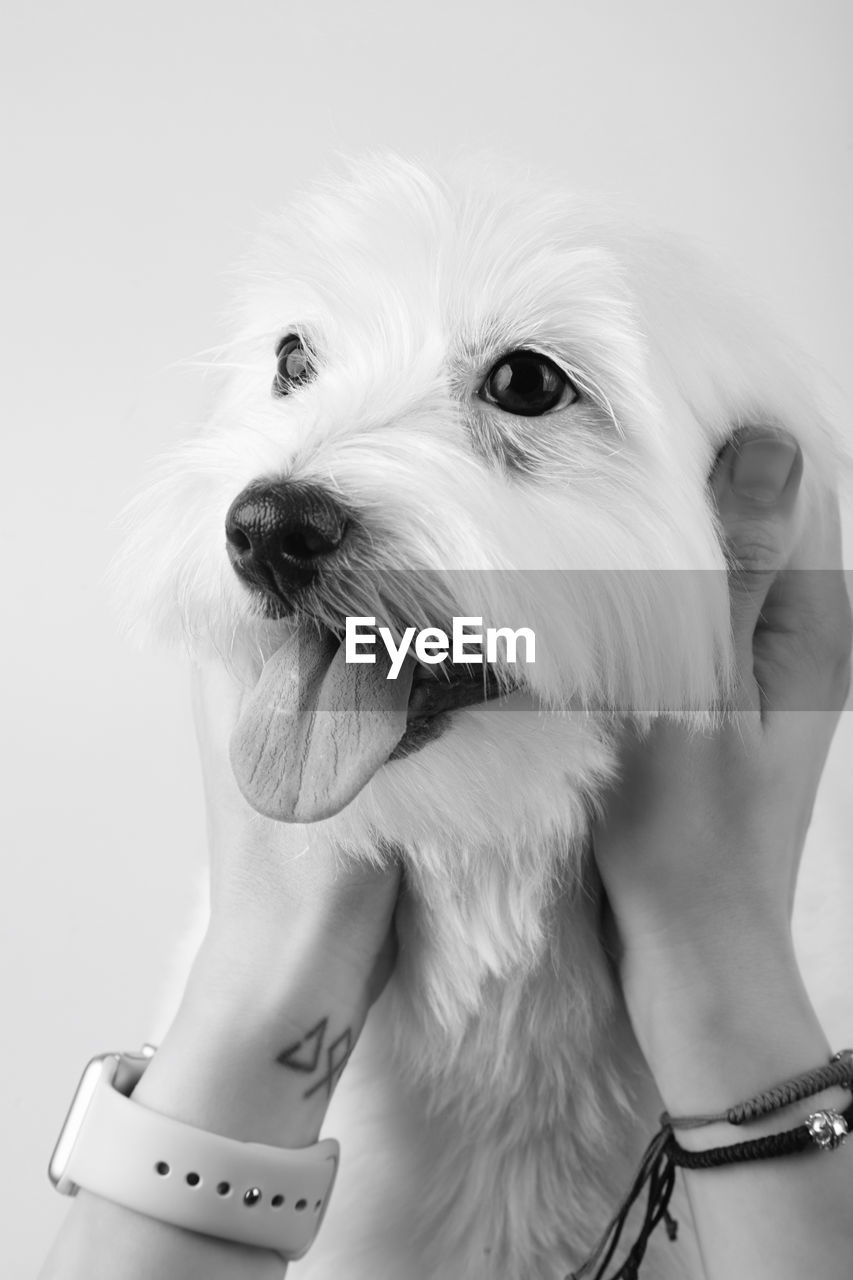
xmin=479 ymin=351 xmax=578 ymax=417
xmin=272 ymin=334 xmax=314 ymax=397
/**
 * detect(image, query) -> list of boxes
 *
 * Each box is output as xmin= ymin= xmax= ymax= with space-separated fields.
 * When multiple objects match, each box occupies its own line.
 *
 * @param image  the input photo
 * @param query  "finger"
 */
xmin=758 ymin=494 xmax=852 ymax=718
xmin=709 ymin=430 xmax=802 ymax=688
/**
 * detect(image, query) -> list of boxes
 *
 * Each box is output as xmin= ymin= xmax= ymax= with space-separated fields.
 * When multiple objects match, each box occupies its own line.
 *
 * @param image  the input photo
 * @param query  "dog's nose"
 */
xmin=225 ymin=481 xmax=348 ymax=601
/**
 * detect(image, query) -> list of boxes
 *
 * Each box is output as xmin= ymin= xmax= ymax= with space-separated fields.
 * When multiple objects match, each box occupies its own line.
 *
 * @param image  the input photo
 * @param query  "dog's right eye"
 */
xmin=272 ymin=334 xmax=314 ymax=397
xmin=479 ymin=350 xmax=578 ymax=417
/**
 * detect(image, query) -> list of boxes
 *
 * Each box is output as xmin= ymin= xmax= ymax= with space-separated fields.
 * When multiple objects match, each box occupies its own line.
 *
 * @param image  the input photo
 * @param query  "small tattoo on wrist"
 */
xmin=276 ymin=1017 xmax=354 ymax=1099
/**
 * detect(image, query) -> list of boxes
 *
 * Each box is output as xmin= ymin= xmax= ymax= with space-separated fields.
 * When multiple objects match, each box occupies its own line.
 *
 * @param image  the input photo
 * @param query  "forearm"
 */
xmin=624 ymin=934 xmax=853 ymax=1280
xmin=39 ymin=928 xmax=370 ymax=1280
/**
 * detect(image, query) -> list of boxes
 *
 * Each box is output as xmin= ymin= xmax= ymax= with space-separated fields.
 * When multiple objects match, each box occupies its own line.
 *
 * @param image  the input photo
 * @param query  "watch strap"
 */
xmin=64 ymin=1069 xmax=339 ymax=1260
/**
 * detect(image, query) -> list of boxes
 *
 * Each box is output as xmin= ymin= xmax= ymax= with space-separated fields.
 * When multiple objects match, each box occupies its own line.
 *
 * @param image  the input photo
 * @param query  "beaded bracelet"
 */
xmin=569 ymin=1050 xmax=853 ymax=1280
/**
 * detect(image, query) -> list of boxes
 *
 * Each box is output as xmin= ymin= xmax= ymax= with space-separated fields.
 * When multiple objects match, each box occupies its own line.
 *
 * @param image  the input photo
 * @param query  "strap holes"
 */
xmin=271 ymin=1194 xmax=284 ymax=1208
xmin=216 ymin=1182 xmax=231 ymax=1197
xmin=185 ymin=1172 xmax=201 ymax=1187
xmin=295 ymin=1198 xmax=307 ymax=1211
xmin=314 ymin=1199 xmax=323 ymax=1212
xmin=155 ymin=1161 xmax=170 ymax=1176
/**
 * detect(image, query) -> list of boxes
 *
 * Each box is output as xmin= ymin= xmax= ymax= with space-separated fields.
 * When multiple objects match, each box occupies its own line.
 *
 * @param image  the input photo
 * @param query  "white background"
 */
xmin=2 ymin=1 xmax=851 ymax=1273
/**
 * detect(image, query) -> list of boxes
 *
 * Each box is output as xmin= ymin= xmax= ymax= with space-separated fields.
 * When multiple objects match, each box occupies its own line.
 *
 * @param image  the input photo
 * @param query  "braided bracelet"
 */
xmin=664 ymin=1047 xmax=853 ymax=1130
xmin=569 ymin=1051 xmax=853 ymax=1280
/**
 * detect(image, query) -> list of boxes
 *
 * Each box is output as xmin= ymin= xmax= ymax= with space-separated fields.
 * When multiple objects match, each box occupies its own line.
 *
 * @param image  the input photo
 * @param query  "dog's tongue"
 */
xmin=230 ymin=626 xmax=414 ymax=823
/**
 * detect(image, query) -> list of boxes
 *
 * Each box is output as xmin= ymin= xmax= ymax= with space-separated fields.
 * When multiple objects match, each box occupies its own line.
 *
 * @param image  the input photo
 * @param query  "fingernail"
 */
xmin=729 ymin=435 xmax=799 ymax=504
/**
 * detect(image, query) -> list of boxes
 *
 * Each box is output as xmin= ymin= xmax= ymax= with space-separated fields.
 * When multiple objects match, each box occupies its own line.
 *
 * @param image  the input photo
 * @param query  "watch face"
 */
xmin=49 ymin=1050 xmax=153 ymax=1193
xmin=49 ymin=1055 xmax=115 ymax=1193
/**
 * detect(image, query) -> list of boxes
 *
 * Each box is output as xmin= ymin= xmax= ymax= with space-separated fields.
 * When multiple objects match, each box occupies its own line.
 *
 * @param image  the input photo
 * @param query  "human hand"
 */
xmin=190 ymin=659 xmax=400 ymax=1014
xmin=130 ymin=661 xmax=400 ymax=1151
xmin=593 ymin=428 xmax=851 ymax=1109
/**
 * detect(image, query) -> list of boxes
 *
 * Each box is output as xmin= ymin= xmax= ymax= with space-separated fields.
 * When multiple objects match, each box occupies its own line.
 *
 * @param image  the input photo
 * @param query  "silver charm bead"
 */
xmin=805 ymin=1109 xmax=849 ymax=1151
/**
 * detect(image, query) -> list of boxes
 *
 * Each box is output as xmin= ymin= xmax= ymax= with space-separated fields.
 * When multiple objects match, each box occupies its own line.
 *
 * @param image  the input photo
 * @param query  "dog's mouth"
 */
xmin=393 ymin=654 xmax=504 ymax=758
xmin=228 ymin=620 xmax=506 ymax=825
xmin=406 ymin=654 xmax=503 ymax=720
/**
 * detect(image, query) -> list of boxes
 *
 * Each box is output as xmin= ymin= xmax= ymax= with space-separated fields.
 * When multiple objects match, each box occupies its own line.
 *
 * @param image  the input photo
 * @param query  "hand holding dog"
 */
xmin=593 ymin=429 xmax=853 ymax=1278
xmin=123 ymin=663 xmax=401 ymax=1158
xmin=190 ymin=659 xmax=400 ymax=1017
xmin=595 ymin=432 xmax=851 ymax=1056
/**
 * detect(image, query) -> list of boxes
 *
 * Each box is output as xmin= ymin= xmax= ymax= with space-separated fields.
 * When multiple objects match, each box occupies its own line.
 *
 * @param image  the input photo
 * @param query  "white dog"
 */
xmin=118 ymin=154 xmax=847 ymax=1279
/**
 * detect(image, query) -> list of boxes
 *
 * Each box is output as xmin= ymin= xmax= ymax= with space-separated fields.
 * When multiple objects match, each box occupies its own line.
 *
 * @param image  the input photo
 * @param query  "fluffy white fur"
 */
xmin=117 ymin=154 xmax=846 ymax=1279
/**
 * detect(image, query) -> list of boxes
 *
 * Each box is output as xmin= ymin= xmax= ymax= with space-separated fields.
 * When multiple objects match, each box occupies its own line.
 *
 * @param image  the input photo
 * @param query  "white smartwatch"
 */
xmin=48 ymin=1046 xmax=339 ymax=1261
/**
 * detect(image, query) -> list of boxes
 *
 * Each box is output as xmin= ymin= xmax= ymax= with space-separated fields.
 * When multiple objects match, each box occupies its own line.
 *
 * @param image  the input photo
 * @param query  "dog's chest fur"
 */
xmin=287 ymin=716 xmax=702 ymax=1279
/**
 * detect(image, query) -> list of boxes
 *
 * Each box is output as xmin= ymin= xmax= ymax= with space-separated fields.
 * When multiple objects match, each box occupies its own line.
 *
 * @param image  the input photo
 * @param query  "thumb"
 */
xmin=710 ymin=430 xmax=803 ymax=672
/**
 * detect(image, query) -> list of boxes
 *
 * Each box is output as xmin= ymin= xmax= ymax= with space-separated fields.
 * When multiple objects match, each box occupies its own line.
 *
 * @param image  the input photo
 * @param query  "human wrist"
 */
xmin=194 ymin=910 xmax=381 ymax=1022
xmin=621 ymin=933 xmax=835 ymax=1118
xmin=132 ymin=930 xmax=371 ymax=1149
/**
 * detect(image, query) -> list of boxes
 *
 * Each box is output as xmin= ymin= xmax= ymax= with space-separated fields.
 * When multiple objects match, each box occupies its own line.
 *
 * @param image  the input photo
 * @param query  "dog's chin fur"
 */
xmin=117 ymin=154 xmax=844 ymax=1278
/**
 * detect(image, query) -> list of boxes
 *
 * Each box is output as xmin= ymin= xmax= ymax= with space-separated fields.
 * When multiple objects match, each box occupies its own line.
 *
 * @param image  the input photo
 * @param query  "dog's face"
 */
xmin=119 ymin=154 xmax=830 ymax=856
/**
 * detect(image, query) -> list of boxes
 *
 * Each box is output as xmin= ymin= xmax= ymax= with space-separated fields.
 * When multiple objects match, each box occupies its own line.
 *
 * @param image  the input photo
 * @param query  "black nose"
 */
xmin=225 ymin=481 xmax=349 ymax=603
